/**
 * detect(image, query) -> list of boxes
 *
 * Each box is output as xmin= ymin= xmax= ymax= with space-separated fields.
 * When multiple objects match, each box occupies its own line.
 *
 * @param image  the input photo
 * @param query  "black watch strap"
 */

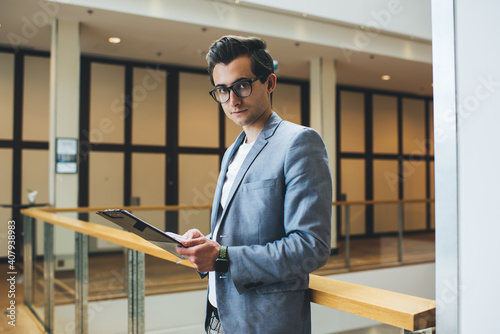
xmin=215 ymin=245 xmax=229 ymax=273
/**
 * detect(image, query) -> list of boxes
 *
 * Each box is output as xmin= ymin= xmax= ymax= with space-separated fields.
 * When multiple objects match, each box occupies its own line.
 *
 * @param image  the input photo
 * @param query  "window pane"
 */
xmin=273 ymin=83 xmax=301 ymax=125
xmin=373 ymin=159 xmax=398 ymax=233
xmin=340 ymin=158 xmax=365 ymax=235
xmin=132 ymin=153 xmax=165 ymax=230
xmin=225 ymin=117 xmax=242 ymax=148
xmin=0 ymin=53 xmax=14 ymax=140
xmin=402 ymin=98 xmax=426 ymax=155
xmin=90 ymin=63 xmax=125 ymax=144
xmin=403 ymin=158 xmax=426 ymax=230
xmin=132 ymin=67 xmax=167 ymax=146
xmin=22 ymin=149 xmax=49 ymax=205
xmin=179 ymin=72 xmax=218 ymax=148
xmin=178 ymin=154 xmax=219 ymax=235
xmin=340 ymin=91 xmax=365 ymax=152
xmin=89 ymin=151 xmax=124 ymax=209
xmin=373 ymin=94 xmax=398 ymax=154
xmin=23 ymin=56 xmax=50 ymax=141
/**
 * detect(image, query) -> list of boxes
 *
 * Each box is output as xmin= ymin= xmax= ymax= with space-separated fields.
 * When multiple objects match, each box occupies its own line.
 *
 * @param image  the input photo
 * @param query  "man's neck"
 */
xmin=243 ymin=110 xmax=272 ymax=143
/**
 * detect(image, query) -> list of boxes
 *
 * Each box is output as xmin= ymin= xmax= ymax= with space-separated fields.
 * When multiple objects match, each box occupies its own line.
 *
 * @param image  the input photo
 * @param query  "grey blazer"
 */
xmin=207 ymin=112 xmax=332 ymax=334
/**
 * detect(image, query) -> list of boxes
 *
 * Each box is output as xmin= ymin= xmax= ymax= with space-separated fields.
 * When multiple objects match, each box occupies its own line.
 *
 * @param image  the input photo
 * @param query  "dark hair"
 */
xmin=206 ymin=35 xmax=274 ymax=86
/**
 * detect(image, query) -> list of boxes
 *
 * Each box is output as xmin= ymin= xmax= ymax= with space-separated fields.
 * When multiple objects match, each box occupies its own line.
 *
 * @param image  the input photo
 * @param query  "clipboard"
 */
xmin=96 ymin=209 xmax=186 ymax=260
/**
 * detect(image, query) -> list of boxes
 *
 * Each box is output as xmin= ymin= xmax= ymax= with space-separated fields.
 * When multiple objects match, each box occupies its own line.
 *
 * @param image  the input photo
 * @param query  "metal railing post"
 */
xmin=127 ymin=249 xmax=145 ymax=334
xmin=75 ymin=232 xmax=89 ymax=334
xmin=344 ymin=205 xmax=351 ymax=270
xmin=23 ymin=215 xmax=35 ymax=305
xmin=397 ymin=202 xmax=404 ymax=263
xmin=44 ymin=222 xmax=55 ymax=332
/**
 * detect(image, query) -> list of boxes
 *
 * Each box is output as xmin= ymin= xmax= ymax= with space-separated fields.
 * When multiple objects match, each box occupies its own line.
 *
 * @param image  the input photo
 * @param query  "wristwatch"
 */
xmin=214 ymin=245 xmax=229 ymax=273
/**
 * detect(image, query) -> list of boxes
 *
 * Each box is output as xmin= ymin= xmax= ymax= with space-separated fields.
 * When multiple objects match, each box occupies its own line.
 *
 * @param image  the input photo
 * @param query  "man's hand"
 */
xmin=176 ymin=229 xmax=220 ymax=273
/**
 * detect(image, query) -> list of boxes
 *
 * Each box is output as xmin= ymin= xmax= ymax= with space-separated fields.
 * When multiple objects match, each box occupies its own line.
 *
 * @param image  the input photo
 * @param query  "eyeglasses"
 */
xmin=209 ymin=77 xmax=262 ymax=104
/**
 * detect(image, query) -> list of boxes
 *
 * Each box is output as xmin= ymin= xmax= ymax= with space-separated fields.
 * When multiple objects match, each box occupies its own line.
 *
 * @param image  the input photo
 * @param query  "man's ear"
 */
xmin=267 ymin=73 xmax=277 ymax=93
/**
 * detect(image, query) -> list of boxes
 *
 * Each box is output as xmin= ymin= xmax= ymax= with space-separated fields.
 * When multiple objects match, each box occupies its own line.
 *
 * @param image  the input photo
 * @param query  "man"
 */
xmin=176 ymin=35 xmax=332 ymax=334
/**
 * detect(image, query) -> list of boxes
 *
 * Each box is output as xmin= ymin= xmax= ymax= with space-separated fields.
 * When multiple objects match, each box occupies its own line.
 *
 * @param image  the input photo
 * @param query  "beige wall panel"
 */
xmin=373 ymin=160 xmax=399 ymax=233
xmin=340 ymin=91 xmax=365 ymax=152
xmin=402 ymin=158 xmax=426 ymax=230
xmin=0 ymin=149 xmax=13 ymax=257
xmin=90 ymin=63 xmax=125 ymax=144
xmin=0 ymin=53 xmax=14 ymax=140
xmin=89 ymin=151 xmax=124 ymax=222
xmin=22 ymin=150 xmax=49 ymax=206
xmin=178 ymin=154 xmax=219 ymax=235
xmin=273 ymin=83 xmax=301 ymax=125
xmin=132 ymin=67 xmax=167 ymax=146
xmin=402 ymin=98 xmax=426 ymax=155
xmin=179 ymin=72 xmax=218 ymax=148
xmin=23 ymin=56 xmax=50 ymax=141
xmin=132 ymin=153 xmax=165 ymax=230
xmin=373 ymin=94 xmax=398 ymax=154
xmin=341 ymin=159 xmax=365 ymax=235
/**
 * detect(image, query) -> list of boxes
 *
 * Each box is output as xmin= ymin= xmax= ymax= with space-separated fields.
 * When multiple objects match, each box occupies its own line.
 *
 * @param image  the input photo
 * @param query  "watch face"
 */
xmin=215 ymin=258 xmax=229 ymax=273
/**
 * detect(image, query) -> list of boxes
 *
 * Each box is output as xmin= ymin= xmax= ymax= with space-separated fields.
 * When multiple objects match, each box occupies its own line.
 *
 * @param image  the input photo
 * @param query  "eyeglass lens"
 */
xmin=214 ymin=80 xmax=252 ymax=103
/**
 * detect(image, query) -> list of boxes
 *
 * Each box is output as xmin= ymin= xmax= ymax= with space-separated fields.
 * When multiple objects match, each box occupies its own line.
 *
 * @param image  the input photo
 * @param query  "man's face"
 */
xmin=212 ymin=56 xmax=274 ymax=129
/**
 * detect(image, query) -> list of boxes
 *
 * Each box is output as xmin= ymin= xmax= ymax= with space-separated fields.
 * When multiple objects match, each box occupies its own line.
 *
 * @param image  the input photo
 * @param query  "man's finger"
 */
xmin=181 ymin=237 xmax=206 ymax=248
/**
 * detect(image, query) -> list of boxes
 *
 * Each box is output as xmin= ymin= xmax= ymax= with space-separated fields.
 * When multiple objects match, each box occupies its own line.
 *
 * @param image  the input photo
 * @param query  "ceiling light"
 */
xmin=381 ymin=75 xmax=391 ymax=81
xmin=108 ymin=37 xmax=121 ymax=44
xmin=302 ymin=13 xmax=308 ymax=17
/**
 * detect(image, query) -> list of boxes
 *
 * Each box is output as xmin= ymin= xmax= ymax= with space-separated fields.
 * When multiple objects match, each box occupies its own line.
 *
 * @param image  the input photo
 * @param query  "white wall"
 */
xmin=455 ymin=0 xmax=500 ymax=333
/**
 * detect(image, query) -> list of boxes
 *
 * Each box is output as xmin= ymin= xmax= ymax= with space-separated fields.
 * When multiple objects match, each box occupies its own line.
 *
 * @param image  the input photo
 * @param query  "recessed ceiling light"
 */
xmin=381 ymin=75 xmax=391 ymax=81
xmin=108 ymin=37 xmax=121 ymax=44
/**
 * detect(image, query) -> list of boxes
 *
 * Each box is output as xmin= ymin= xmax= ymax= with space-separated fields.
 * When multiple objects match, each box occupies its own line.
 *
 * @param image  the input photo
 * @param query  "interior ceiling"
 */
xmin=0 ymin=0 xmax=433 ymax=96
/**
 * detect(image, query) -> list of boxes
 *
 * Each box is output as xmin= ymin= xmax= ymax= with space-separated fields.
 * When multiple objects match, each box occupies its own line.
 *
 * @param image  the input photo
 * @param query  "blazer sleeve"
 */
xmin=228 ymin=128 xmax=332 ymax=294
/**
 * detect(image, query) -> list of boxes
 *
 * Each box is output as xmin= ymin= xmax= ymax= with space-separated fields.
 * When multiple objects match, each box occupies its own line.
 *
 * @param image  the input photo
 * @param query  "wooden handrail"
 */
xmin=332 ymin=198 xmax=435 ymax=206
xmin=21 ymin=206 xmax=436 ymax=331
xmin=21 ymin=207 xmax=194 ymax=268
xmin=40 ymin=204 xmax=212 ymax=213
xmin=27 ymin=198 xmax=434 ymax=214
xmin=309 ymin=275 xmax=435 ymax=331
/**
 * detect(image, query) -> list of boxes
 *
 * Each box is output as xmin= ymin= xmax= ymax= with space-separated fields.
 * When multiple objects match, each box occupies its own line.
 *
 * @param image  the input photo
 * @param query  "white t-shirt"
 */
xmin=209 ymin=139 xmax=254 ymax=308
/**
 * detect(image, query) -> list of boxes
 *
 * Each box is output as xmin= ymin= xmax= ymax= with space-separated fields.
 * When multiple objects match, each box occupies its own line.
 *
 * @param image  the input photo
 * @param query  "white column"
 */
xmin=48 ymin=19 xmax=80 ymax=269
xmin=432 ymin=0 xmax=500 ymax=332
xmin=310 ymin=58 xmax=337 ymax=250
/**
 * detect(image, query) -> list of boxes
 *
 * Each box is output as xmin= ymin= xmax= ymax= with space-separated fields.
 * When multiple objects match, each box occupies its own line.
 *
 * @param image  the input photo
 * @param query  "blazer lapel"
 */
xmin=218 ymin=112 xmax=283 ymax=225
xmin=210 ymin=132 xmax=246 ymax=230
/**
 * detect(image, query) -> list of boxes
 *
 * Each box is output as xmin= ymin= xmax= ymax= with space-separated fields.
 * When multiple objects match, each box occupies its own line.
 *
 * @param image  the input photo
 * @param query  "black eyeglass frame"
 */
xmin=209 ymin=76 xmax=262 ymax=104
